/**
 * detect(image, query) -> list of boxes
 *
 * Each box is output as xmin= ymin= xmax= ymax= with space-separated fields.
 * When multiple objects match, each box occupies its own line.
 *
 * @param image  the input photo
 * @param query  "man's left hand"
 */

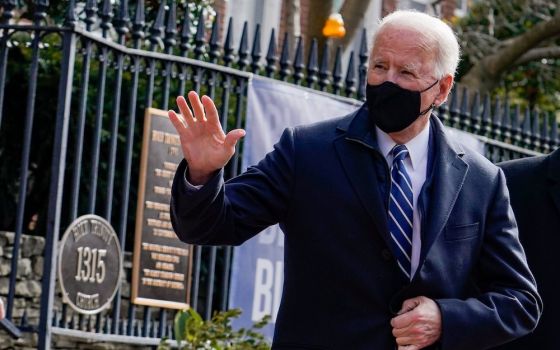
xmin=391 ymin=296 xmax=442 ymax=350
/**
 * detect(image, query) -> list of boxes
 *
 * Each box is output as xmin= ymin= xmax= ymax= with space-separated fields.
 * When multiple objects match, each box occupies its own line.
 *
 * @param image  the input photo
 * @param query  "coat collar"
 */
xmin=547 ymin=148 xmax=560 ymax=217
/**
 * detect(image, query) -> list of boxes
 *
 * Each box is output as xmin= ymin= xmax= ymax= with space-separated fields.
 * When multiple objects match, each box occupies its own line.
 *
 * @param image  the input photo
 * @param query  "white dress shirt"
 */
xmin=375 ymin=121 xmax=430 ymax=278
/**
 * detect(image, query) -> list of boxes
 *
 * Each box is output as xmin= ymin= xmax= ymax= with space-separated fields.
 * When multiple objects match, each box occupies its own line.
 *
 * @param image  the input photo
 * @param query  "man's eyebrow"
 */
xmin=402 ymin=63 xmax=419 ymax=72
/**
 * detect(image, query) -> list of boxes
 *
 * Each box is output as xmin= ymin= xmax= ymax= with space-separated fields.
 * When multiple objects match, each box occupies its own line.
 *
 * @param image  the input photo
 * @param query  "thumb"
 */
xmin=398 ymin=297 xmax=421 ymax=315
xmin=224 ymin=129 xmax=246 ymax=148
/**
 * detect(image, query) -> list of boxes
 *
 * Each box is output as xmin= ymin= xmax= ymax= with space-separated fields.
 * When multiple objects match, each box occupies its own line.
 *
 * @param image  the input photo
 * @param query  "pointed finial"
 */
xmin=458 ymin=86 xmax=470 ymax=131
xmin=131 ymin=0 xmax=145 ymax=48
xmin=521 ymin=107 xmax=532 ymax=148
xmin=491 ymin=96 xmax=502 ymax=141
xmin=470 ymin=91 xmax=481 ymax=134
xmin=332 ymin=46 xmax=343 ymax=95
xmin=501 ymin=99 xmax=512 ymax=142
xmin=293 ymin=36 xmax=305 ymax=85
xmin=345 ymin=51 xmax=356 ymax=97
xmin=180 ymin=5 xmax=192 ymax=55
xmin=209 ymin=14 xmax=221 ymax=63
xmin=65 ymin=0 xmax=77 ymax=26
xmin=318 ymin=40 xmax=331 ymax=91
xmin=481 ymin=93 xmax=492 ymax=137
xmin=511 ymin=105 xmax=522 ymax=145
xmin=84 ymin=0 xmax=98 ymax=30
xmin=164 ymin=1 xmax=177 ymax=52
xmin=99 ymin=0 xmax=113 ymax=38
xmin=306 ymin=38 xmax=319 ymax=88
xmin=223 ymin=17 xmax=235 ymax=66
xmin=251 ymin=24 xmax=262 ymax=73
xmin=115 ymin=0 xmax=130 ymax=44
xmin=531 ymin=109 xmax=541 ymax=150
xmin=357 ymin=28 xmax=368 ymax=100
xmin=265 ymin=29 xmax=278 ymax=78
xmin=279 ymin=32 xmax=291 ymax=81
xmin=33 ymin=0 xmax=49 ymax=25
xmin=237 ymin=21 xmax=250 ymax=70
xmin=1 ymin=0 xmax=17 ymax=25
xmin=149 ymin=1 xmax=166 ymax=50
xmin=194 ymin=9 xmax=206 ymax=59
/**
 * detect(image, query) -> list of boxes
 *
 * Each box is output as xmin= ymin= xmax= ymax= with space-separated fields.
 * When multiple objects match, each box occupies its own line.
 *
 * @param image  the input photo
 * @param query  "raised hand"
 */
xmin=168 ymin=91 xmax=245 ymax=185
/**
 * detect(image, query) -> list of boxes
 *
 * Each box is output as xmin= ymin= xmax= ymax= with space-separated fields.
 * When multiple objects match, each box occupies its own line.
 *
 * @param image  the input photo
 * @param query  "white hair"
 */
xmin=372 ymin=10 xmax=461 ymax=79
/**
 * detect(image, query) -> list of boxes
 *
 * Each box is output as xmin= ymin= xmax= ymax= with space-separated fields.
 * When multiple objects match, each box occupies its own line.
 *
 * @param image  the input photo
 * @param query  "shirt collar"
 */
xmin=375 ymin=120 xmax=431 ymax=171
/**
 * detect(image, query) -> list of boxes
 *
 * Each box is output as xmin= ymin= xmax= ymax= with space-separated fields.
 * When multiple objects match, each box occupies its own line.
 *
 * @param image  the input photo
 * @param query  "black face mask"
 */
xmin=366 ymin=80 xmax=439 ymax=133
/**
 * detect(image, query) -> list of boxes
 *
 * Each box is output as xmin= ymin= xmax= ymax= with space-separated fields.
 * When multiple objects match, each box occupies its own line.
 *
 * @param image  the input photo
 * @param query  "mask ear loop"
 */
xmin=418 ymin=79 xmax=439 ymax=116
xmin=419 ymin=102 xmax=436 ymax=116
xmin=420 ymin=79 xmax=439 ymax=93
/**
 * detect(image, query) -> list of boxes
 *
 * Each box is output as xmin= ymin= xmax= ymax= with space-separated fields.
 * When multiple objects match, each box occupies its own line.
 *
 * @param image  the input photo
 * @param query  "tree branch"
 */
xmin=514 ymin=46 xmax=560 ymax=65
xmin=485 ymin=14 xmax=560 ymax=76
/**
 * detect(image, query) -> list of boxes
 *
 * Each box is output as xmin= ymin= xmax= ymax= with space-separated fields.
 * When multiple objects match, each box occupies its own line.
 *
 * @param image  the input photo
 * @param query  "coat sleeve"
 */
xmin=170 ymin=127 xmax=296 ymax=246
xmin=436 ymin=168 xmax=543 ymax=350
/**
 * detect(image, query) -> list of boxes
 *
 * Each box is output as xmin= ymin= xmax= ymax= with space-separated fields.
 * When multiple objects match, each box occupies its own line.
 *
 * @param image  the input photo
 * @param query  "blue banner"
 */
xmin=228 ymin=77 xmax=359 ymax=338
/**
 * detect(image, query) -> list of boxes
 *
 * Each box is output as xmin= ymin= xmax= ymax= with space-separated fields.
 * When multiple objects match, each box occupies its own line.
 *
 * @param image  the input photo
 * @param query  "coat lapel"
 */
xmin=418 ymin=117 xmax=469 ymax=264
xmin=547 ymin=148 xmax=560 ymax=217
xmin=334 ymin=107 xmax=393 ymax=253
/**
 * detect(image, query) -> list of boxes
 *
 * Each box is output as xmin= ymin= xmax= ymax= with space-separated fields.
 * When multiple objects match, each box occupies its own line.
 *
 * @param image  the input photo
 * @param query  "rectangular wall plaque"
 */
xmin=131 ymin=108 xmax=193 ymax=310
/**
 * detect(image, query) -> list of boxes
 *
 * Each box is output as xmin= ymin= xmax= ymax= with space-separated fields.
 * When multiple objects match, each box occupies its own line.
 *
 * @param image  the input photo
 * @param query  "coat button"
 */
xmin=381 ymin=249 xmax=392 ymax=261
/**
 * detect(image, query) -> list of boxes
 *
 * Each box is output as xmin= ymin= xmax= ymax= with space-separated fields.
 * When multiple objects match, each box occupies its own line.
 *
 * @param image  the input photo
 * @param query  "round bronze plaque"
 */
xmin=58 ymin=214 xmax=123 ymax=315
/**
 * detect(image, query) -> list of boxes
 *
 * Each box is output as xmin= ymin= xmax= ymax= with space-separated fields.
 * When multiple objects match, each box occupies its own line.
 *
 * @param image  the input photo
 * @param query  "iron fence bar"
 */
xmin=117 ymin=0 xmax=144 ymax=337
xmin=0 ymin=25 xmax=11 ymax=130
xmin=68 ymin=37 xmax=93 ymax=221
xmin=204 ymin=71 xmax=219 ymax=320
xmin=7 ymin=25 xmax=43 ymax=321
xmin=87 ymin=44 xmax=109 ymax=214
xmin=105 ymin=50 xmax=125 ymax=223
xmin=38 ymin=27 xmax=77 ymax=350
xmin=106 ymin=49 xmax=125 ymax=334
xmin=219 ymin=73 xmax=233 ymax=310
xmin=191 ymin=245 xmax=202 ymax=312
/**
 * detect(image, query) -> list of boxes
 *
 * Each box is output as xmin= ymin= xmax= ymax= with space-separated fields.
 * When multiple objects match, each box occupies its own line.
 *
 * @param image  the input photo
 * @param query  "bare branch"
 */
xmin=514 ymin=46 xmax=560 ymax=65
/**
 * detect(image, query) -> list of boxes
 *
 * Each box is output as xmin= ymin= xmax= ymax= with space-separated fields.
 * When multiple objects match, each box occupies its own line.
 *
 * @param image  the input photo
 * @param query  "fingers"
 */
xmin=392 ymin=296 xmax=442 ymax=350
xmin=224 ymin=129 xmax=246 ymax=148
xmin=176 ymin=95 xmax=195 ymax=128
xmin=391 ymin=296 xmax=422 ymax=328
xmin=188 ymin=91 xmax=206 ymax=121
xmin=168 ymin=109 xmax=187 ymax=134
xmin=397 ymin=345 xmax=419 ymax=350
xmin=201 ymin=95 xmax=221 ymax=126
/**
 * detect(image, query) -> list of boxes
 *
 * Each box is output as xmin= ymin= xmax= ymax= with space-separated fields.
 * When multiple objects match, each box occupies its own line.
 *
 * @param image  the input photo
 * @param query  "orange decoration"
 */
xmin=322 ymin=13 xmax=346 ymax=38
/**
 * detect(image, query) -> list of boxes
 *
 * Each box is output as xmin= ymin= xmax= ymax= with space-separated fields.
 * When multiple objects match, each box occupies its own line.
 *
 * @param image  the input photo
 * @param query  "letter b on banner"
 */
xmin=252 ymin=258 xmax=283 ymax=321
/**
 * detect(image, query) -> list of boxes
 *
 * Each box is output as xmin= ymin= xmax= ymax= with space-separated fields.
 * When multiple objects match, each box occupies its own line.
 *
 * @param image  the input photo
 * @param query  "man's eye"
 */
xmin=375 ymin=65 xmax=386 ymax=70
xmin=401 ymin=70 xmax=413 ymax=75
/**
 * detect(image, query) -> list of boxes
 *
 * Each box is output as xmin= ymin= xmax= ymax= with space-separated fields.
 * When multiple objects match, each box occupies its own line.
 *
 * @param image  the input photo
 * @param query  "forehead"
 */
xmin=371 ymin=28 xmax=435 ymax=68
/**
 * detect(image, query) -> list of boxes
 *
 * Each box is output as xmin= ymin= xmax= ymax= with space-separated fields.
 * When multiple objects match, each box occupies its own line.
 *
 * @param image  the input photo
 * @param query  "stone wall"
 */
xmin=0 ymin=231 xmax=153 ymax=349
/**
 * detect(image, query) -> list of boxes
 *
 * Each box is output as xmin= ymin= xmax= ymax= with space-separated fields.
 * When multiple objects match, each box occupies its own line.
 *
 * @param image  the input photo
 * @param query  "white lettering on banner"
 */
xmin=257 ymin=226 xmax=285 ymax=247
xmin=251 ymin=258 xmax=283 ymax=322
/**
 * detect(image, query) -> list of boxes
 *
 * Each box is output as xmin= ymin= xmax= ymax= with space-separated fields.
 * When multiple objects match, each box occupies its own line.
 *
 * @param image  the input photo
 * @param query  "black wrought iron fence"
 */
xmin=0 ymin=1 xmax=558 ymax=349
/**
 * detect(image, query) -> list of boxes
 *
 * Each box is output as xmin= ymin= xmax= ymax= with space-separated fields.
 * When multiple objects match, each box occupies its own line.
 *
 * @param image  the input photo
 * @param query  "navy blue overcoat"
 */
xmin=171 ymin=106 xmax=541 ymax=350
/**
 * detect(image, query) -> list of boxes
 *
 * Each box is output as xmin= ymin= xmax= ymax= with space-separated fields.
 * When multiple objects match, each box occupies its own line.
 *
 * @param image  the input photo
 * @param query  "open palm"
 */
xmin=168 ymin=91 xmax=245 ymax=185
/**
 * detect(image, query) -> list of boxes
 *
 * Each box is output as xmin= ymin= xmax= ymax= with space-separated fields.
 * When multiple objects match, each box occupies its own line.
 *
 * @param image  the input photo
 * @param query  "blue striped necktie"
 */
xmin=388 ymin=144 xmax=414 ymax=279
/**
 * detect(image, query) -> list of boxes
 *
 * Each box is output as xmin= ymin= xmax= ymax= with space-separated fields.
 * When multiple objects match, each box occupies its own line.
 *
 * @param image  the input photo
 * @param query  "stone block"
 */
xmin=0 ymin=277 xmax=9 ymax=294
xmin=0 ymin=257 xmax=10 ymax=276
xmin=16 ymin=258 xmax=32 ymax=279
xmin=32 ymin=256 xmax=44 ymax=278
xmin=21 ymin=235 xmax=45 ymax=258
xmin=15 ymin=280 xmax=41 ymax=298
xmin=0 ymin=231 xmax=14 ymax=245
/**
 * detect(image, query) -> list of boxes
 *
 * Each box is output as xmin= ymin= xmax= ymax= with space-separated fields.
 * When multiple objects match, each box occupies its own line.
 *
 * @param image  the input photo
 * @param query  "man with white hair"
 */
xmin=169 ymin=10 xmax=541 ymax=350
